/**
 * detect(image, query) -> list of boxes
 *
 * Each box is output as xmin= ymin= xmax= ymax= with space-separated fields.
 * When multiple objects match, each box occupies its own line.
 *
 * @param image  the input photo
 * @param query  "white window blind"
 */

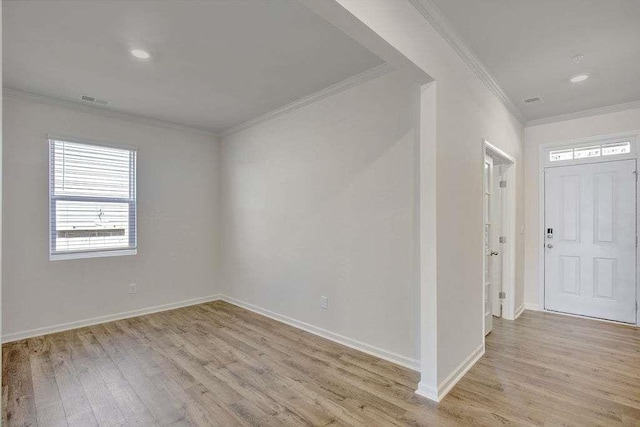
xmin=49 ymin=138 xmax=137 ymax=260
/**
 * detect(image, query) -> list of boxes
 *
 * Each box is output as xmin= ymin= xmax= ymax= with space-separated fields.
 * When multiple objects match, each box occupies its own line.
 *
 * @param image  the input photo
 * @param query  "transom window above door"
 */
xmin=49 ymin=137 xmax=137 ymax=260
xmin=549 ymin=140 xmax=631 ymax=163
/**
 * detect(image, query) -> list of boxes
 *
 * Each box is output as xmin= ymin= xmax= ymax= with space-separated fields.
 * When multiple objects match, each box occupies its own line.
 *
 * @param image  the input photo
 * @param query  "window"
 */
xmin=549 ymin=140 xmax=631 ymax=162
xmin=602 ymin=141 xmax=631 ymax=156
xmin=49 ymin=138 xmax=137 ymax=260
xmin=549 ymin=148 xmax=573 ymax=162
xmin=573 ymin=145 xmax=600 ymax=159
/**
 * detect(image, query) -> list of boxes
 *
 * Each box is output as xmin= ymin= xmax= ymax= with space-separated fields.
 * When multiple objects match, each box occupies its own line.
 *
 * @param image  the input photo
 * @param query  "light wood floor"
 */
xmin=3 ymin=301 xmax=640 ymax=426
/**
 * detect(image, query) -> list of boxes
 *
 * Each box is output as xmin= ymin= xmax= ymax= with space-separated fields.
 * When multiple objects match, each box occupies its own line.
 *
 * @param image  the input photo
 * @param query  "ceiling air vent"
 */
xmin=523 ymin=96 xmax=542 ymax=104
xmin=81 ymin=95 xmax=108 ymax=105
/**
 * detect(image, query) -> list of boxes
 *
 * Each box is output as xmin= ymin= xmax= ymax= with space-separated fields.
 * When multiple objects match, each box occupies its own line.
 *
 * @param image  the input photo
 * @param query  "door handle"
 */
xmin=546 ymin=243 xmax=553 ymax=249
xmin=490 ymin=251 xmax=499 ymax=256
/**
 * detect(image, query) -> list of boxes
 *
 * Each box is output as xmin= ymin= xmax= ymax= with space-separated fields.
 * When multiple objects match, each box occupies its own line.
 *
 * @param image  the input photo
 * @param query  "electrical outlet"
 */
xmin=320 ymin=296 xmax=328 ymax=309
xmin=128 ymin=283 xmax=137 ymax=294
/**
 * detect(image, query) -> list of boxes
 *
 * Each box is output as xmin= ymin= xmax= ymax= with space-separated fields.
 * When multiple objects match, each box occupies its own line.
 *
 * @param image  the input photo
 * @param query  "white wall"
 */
xmin=524 ymin=107 xmax=640 ymax=308
xmin=1 ymin=4 xmax=4 ymax=369
xmin=2 ymin=0 xmax=527 ymax=399
xmin=2 ymin=95 xmax=221 ymax=339
xmin=318 ymin=0 xmax=525 ymax=391
xmin=221 ymin=70 xmax=421 ymax=365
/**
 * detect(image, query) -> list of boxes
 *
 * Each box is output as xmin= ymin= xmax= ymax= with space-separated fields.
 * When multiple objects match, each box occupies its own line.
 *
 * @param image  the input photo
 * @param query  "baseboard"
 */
xmin=415 ymin=343 xmax=484 ymax=402
xmin=436 ymin=344 xmax=484 ymax=401
xmin=524 ymin=302 xmax=539 ymax=311
xmin=514 ymin=303 xmax=525 ymax=319
xmin=220 ymin=295 xmax=420 ymax=371
xmin=415 ymin=382 xmax=438 ymax=401
xmin=4 ymin=293 xmax=421 ymax=372
xmin=2 ymin=294 xmax=223 ymax=343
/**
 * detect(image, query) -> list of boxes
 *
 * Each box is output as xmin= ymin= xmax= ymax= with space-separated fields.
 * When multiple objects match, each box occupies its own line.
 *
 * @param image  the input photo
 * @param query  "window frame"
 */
xmin=544 ymin=134 xmax=636 ymax=167
xmin=48 ymin=135 xmax=138 ymax=261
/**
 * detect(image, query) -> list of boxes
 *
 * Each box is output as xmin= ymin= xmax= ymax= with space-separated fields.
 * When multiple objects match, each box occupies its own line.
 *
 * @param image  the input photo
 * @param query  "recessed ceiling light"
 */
xmin=130 ymin=49 xmax=150 ymax=60
xmin=570 ymin=73 xmax=589 ymax=83
xmin=572 ymin=54 xmax=585 ymax=64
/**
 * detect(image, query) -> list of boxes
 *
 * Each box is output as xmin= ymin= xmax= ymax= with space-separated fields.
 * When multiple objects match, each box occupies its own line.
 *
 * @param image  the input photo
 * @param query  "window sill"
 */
xmin=50 ymin=248 xmax=137 ymax=261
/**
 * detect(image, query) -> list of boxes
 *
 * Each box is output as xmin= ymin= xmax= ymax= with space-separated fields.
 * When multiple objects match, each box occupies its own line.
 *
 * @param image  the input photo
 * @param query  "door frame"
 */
xmin=537 ymin=131 xmax=640 ymax=326
xmin=482 ymin=140 xmax=517 ymax=324
xmin=483 ymin=153 xmax=494 ymax=335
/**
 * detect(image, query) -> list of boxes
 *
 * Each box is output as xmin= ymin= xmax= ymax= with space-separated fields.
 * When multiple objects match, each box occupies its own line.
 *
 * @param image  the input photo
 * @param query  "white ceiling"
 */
xmin=427 ymin=0 xmax=640 ymax=122
xmin=3 ymin=0 xmax=383 ymax=133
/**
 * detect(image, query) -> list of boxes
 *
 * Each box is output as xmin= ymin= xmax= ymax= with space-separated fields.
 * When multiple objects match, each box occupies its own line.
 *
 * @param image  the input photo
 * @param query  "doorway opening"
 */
xmin=544 ymin=160 xmax=636 ymax=323
xmin=483 ymin=140 xmax=517 ymax=336
xmin=538 ymin=133 xmax=639 ymax=326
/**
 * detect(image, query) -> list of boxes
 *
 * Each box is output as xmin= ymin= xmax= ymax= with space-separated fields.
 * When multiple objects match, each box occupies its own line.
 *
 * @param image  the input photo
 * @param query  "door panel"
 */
xmin=561 ymin=175 xmax=580 ymax=241
xmin=491 ymin=165 xmax=504 ymax=318
xmin=544 ymin=160 xmax=637 ymax=324
xmin=594 ymin=257 xmax=615 ymax=298
xmin=559 ymin=255 xmax=580 ymax=294
xmin=594 ymin=173 xmax=614 ymax=242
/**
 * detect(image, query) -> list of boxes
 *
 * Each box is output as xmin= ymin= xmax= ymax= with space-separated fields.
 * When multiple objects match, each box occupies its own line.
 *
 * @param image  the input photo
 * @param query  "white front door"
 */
xmin=484 ymin=155 xmax=494 ymax=334
xmin=544 ymin=159 xmax=637 ymax=323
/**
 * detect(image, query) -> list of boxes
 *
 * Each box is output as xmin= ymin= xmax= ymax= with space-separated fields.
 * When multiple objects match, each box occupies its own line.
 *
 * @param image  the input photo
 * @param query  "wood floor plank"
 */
xmin=28 ymin=337 xmax=68 ymax=427
xmin=63 ymin=331 xmax=128 ymax=426
xmin=3 ymin=302 xmax=640 ymax=426
xmin=76 ymin=330 xmax=158 ymax=425
xmin=4 ymin=341 xmax=38 ymax=427
xmin=184 ymin=384 xmax=245 ymax=426
xmin=89 ymin=323 xmax=186 ymax=425
xmin=47 ymin=340 xmax=99 ymax=427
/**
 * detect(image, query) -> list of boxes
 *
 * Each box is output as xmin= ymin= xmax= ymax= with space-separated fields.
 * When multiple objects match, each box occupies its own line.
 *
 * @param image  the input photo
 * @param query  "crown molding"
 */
xmin=526 ymin=99 xmax=640 ymax=127
xmin=3 ymin=87 xmax=218 ymax=138
xmin=220 ymin=63 xmax=394 ymax=138
xmin=407 ymin=0 xmax=524 ymax=123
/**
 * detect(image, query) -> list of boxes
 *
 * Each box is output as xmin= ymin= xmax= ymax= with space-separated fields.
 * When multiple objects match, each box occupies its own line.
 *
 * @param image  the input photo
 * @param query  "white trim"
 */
xmin=3 ymin=87 xmax=217 ymax=138
xmin=220 ymin=295 xmax=420 ymax=371
xmin=484 ymin=140 xmax=517 ymax=164
xmin=48 ymin=137 xmax=138 ymax=261
xmin=407 ymin=0 xmax=524 ymax=123
xmin=221 ymin=63 xmax=394 ymax=138
xmin=541 ymin=133 xmax=637 ymax=168
xmin=537 ymin=146 xmax=546 ymax=314
xmin=418 ymin=82 xmax=439 ymax=395
xmin=483 ymin=140 xmax=517 ymax=321
xmin=483 ymin=152 xmax=494 ymax=335
xmin=415 ymin=382 xmax=438 ymax=401
xmin=435 ymin=344 xmax=485 ymax=401
xmin=527 ymin=100 xmax=640 ymax=128
xmin=3 ymin=293 xmax=421 ymax=371
xmin=50 ymin=248 xmax=137 ymax=261
xmin=524 ymin=302 xmax=539 ymax=311
xmin=415 ymin=344 xmax=484 ymax=402
xmin=2 ymin=294 xmax=223 ymax=343
xmin=48 ymin=132 xmax=139 ymax=152
xmin=514 ymin=303 xmax=525 ymax=319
